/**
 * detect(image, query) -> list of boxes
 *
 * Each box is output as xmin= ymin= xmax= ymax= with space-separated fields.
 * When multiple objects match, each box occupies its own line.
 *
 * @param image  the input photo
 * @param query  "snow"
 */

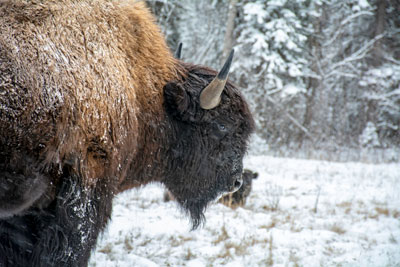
xmin=243 ymin=3 xmax=267 ymax=24
xmin=359 ymin=122 xmax=380 ymax=148
xmin=358 ymin=0 xmax=371 ymax=8
xmin=89 ymin=156 xmax=400 ymax=266
xmin=273 ymin=29 xmax=288 ymax=43
xmin=281 ymin=84 xmax=305 ymax=97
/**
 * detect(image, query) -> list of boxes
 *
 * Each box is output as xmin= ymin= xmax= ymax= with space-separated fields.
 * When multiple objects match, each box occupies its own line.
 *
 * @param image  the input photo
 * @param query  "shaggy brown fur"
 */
xmin=0 ymin=0 xmax=180 ymax=188
xmin=0 ymin=1 xmax=254 ymax=266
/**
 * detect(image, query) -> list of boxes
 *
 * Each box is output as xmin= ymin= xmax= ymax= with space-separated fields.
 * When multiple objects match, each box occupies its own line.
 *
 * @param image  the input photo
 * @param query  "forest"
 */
xmin=147 ymin=0 xmax=400 ymax=162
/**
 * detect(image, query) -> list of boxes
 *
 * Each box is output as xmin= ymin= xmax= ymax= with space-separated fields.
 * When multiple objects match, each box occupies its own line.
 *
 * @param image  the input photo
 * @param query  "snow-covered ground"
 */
xmin=89 ymin=156 xmax=400 ymax=267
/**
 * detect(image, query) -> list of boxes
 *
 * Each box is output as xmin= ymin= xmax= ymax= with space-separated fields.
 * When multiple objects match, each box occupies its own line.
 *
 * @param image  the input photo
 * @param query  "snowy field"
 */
xmin=89 ymin=155 xmax=400 ymax=267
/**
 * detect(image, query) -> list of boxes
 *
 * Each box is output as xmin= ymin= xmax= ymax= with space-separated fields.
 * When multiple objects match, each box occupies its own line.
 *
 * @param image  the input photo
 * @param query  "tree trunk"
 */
xmin=301 ymin=2 xmax=323 ymax=145
xmin=222 ymin=0 xmax=237 ymax=62
xmin=371 ymin=0 xmax=386 ymax=66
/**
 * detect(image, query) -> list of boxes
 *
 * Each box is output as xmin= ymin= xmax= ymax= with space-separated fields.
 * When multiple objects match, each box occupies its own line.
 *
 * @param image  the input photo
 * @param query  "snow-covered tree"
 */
xmin=232 ymin=0 xmax=312 ymax=146
xmin=147 ymin=0 xmax=229 ymax=68
xmin=303 ymin=0 xmax=377 ymax=147
xmin=360 ymin=64 xmax=400 ymax=146
xmin=148 ymin=0 xmax=400 ymax=158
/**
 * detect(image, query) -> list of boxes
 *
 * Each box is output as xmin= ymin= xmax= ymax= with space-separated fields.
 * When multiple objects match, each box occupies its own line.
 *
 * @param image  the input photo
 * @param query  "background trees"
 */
xmin=147 ymin=0 xmax=399 ymax=161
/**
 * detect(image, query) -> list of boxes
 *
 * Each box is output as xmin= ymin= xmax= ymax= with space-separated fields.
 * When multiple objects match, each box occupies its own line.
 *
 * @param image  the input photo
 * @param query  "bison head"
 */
xmin=163 ymin=50 xmax=254 ymax=229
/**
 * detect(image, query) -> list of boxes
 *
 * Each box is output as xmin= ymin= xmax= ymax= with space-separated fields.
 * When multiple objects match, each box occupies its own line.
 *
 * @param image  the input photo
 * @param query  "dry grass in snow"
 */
xmin=89 ymin=156 xmax=400 ymax=267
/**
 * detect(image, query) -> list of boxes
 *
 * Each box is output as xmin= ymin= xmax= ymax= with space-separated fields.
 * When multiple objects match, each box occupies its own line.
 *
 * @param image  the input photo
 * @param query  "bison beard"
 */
xmin=0 ymin=0 xmax=254 ymax=266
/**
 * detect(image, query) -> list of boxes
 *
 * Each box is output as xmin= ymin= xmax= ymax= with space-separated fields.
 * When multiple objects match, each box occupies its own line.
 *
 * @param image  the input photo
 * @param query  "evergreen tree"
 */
xmin=232 ymin=0 xmax=312 ymax=147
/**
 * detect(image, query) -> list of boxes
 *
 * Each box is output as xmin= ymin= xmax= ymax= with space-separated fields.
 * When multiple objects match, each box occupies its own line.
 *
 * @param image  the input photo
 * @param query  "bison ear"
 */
xmin=164 ymin=82 xmax=191 ymax=119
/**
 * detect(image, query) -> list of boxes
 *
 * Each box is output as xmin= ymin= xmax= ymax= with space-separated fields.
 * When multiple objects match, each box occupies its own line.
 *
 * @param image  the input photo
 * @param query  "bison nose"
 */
xmin=230 ymin=175 xmax=243 ymax=193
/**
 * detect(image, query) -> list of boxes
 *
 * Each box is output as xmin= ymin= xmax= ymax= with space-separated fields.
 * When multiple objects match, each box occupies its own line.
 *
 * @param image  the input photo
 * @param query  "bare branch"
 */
xmin=326 ymin=34 xmax=384 ymax=75
xmin=266 ymin=96 xmax=314 ymax=140
xmin=323 ymin=11 xmax=374 ymax=47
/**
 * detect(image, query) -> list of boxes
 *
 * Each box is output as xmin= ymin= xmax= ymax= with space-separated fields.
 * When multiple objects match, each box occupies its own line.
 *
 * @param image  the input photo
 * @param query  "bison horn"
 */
xmin=200 ymin=49 xmax=234 ymax=110
xmin=175 ymin=43 xmax=183 ymax=59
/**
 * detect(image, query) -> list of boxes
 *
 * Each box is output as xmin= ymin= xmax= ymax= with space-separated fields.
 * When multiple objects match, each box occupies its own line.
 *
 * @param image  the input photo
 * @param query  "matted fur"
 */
xmin=0 ymin=0 xmax=181 ymax=187
xmin=0 ymin=0 xmax=254 ymax=266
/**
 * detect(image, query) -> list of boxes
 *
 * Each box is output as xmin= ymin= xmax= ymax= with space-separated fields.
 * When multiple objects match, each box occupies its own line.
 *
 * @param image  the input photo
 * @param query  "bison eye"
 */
xmin=209 ymin=122 xmax=229 ymax=140
xmin=218 ymin=123 xmax=227 ymax=132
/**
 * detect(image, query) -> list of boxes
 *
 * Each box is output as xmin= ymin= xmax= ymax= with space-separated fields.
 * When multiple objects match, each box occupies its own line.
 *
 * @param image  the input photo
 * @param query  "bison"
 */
xmin=219 ymin=169 xmax=258 ymax=208
xmin=0 ymin=0 xmax=254 ymax=266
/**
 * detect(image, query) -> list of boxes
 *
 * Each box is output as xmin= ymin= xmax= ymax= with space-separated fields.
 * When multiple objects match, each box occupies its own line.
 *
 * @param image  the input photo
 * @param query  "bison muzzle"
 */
xmin=219 ymin=169 xmax=259 ymax=208
xmin=0 ymin=0 xmax=254 ymax=266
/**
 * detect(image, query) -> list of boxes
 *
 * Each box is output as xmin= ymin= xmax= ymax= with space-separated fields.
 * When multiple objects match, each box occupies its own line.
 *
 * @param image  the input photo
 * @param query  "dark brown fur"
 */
xmin=0 ymin=1 xmax=254 ymax=266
